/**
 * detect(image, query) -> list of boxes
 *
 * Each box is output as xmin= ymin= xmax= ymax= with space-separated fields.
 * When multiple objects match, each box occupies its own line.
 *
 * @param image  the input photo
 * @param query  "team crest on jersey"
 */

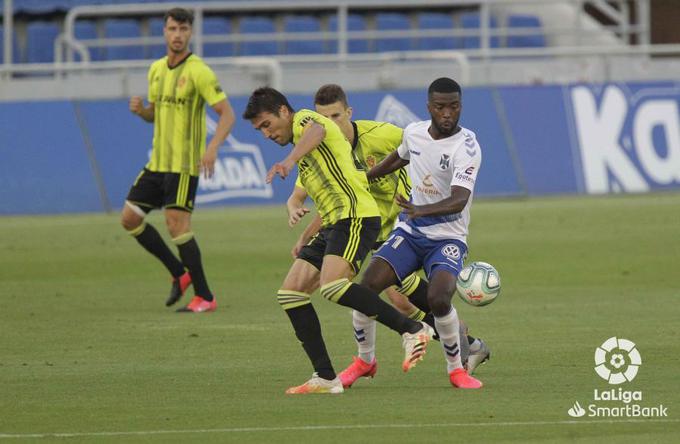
xmin=440 ymin=154 xmax=451 ymax=170
xmin=365 ymin=155 xmax=376 ymax=168
xmin=441 ymin=244 xmax=461 ymax=260
xmin=177 ymin=76 xmax=186 ymax=88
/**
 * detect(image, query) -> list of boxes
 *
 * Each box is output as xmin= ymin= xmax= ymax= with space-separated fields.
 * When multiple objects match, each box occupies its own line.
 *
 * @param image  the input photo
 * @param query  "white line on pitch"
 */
xmin=0 ymin=418 xmax=678 ymax=439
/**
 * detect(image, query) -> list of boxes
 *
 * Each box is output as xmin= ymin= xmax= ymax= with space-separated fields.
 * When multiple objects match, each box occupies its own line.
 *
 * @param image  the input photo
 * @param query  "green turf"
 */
xmin=1 ymin=193 xmax=679 ymax=443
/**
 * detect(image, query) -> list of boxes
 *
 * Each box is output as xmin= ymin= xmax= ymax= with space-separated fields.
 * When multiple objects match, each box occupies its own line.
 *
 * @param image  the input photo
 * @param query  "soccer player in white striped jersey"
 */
xmin=362 ymin=77 xmax=483 ymax=389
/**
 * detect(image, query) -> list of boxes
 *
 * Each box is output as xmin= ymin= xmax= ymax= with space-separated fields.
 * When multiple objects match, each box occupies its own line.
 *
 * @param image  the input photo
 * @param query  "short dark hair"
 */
xmin=314 ymin=84 xmax=348 ymax=107
xmin=242 ymin=87 xmax=295 ymax=120
xmin=164 ymin=8 xmax=194 ymax=25
xmin=428 ymin=77 xmax=462 ymax=96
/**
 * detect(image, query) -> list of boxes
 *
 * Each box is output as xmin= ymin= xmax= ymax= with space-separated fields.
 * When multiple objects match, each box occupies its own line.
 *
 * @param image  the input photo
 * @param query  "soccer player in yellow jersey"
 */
xmin=243 ymin=87 xmax=434 ymax=394
xmin=120 ymin=8 xmax=235 ymax=313
xmin=288 ymin=84 xmax=490 ymax=387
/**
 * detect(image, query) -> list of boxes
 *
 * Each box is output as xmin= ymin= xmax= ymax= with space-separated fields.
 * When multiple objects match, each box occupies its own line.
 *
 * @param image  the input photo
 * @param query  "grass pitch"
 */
xmin=1 ymin=193 xmax=679 ymax=443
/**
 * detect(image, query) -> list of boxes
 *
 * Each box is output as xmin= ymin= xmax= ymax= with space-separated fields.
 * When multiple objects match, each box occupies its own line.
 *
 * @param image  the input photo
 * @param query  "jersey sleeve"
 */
xmin=382 ymin=123 xmax=404 ymax=148
xmin=396 ymin=126 xmax=411 ymax=160
xmin=292 ymin=110 xmax=324 ymax=144
xmin=194 ymin=64 xmax=227 ymax=106
xmin=450 ymin=137 xmax=482 ymax=191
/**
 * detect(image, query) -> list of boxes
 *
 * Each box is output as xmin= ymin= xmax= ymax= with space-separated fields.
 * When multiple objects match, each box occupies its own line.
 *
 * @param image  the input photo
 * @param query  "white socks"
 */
xmin=434 ymin=307 xmax=463 ymax=372
xmin=352 ymin=310 xmax=376 ymax=364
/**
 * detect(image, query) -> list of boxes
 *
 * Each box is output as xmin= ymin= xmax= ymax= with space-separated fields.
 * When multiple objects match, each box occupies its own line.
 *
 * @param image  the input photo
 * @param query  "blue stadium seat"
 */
xmin=507 ymin=14 xmax=546 ymax=48
xmin=375 ymin=13 xmax=412 ymax=52
xmin=328 ymin=14 xmax=368 ymax=53
xmin=0 ymin=25 xmax=21 ymax=64
xmin=460 ymin=12 xmax=500 ymax=49
xmin=148 ymin=17 xmax=166 ymax=59
xmin=104 ymin=19 xmax=144 ymax=60
xmin=238 ymin=16 xmax=278 ymax=56
xmin=74 ymin=20 xmax=100 ymax=61
xmin=283 ymin=15 xmax=324 ymax=55
xmin=26 ymin=22 xmax=60 ymax=63
xmin=416 ymin=12 xmax=460 ymax=50
xmin=203 ymin=17 xmax=233 ymax=57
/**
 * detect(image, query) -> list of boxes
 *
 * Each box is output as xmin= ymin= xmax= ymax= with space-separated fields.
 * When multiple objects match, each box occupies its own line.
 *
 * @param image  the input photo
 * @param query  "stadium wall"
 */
xmin=1 ymin=81 xmax=679 ymax=215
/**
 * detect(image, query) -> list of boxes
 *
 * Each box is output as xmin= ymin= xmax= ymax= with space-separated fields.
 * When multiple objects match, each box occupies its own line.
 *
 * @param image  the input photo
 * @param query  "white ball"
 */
xmin=456 ymin=261 xmax=501 ymax=307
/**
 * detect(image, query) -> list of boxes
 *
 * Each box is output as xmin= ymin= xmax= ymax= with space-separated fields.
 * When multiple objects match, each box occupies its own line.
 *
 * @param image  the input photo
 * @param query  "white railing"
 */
xmin=0 ymin=0 xmax=652 ymax=67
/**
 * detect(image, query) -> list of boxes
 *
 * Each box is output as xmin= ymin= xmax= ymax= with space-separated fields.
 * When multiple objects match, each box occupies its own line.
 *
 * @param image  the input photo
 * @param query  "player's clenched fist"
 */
xmin=129 ymin=96 xmax=144 ymax=115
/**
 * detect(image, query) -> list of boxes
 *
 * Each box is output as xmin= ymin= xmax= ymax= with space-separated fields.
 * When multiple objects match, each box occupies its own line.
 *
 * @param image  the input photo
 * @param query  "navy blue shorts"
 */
xmin=373 ymin=227 xmax=468 ymax=284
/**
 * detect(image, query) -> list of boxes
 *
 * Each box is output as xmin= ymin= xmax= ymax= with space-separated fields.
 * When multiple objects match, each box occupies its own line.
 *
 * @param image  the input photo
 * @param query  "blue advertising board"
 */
xmin=1 ymin=81 xmax=679 ymax=215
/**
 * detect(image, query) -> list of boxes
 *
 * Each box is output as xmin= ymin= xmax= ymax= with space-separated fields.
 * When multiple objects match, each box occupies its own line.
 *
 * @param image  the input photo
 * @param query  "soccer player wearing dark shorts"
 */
xmin=243 ymin=87 xmax=434 ymax=394
xmin=120 ymin=8 xmax=235 ymax=312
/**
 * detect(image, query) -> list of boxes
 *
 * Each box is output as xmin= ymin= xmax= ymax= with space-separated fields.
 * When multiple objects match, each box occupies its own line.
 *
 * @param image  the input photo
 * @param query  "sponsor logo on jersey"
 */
xmin=415 ymin=174 xmax=441 ymax=196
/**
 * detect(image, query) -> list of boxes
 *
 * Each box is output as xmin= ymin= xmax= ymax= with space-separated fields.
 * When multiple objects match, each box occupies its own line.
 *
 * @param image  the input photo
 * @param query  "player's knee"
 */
xmin=120 ymin=212 xmax=142 ymax=232
xmin=428 ymin=293 xmax=451 ymax=317
xmin=121 ymin=202 xmax=145 ymax=231
xmin=359 ymin=274 xmax=385 ymax=295
xmin=166 ymin=217 xmax=190 ymax=238
xmin=385 ymin=288 xmax=412 ymax=314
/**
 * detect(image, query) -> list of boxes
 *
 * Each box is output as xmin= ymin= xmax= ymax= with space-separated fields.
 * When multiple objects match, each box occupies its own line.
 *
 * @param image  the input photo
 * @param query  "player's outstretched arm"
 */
xmin=272 ymin=121 xmax=326 ymax=181
xmin=396 ymin=186 xmax=471 ymax=219
xmin=286 ymin=186 xmax=311 ymax=227
xmin=367 ymin=151 xmax=409 ymax=181
xmin=129 ymin=96 xmax=154 ymax=123
xmin=202 ymin=99 xmax=236 ymax=179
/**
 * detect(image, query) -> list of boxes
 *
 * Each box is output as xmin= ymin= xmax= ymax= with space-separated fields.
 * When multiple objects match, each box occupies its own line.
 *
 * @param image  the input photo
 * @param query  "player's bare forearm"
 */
xmin=283 ymin=122 xmax=325 ymax=169
xmin=368 ymin=151 xmax=408 ymax=181
xmin=206 ymin=99 xmax=235 ymax=152
xmin=396 ymin=186 xmax=470 ymax=218
xmin=287 ymin=186 xmax=311 ymax=227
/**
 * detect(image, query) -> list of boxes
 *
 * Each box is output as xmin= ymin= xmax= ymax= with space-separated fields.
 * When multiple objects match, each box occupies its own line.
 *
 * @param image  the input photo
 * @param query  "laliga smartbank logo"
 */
xmin=594 ymin=336 xmax=640 ymax=384
xmin=567 ymin=337 xmax=668 ymax=419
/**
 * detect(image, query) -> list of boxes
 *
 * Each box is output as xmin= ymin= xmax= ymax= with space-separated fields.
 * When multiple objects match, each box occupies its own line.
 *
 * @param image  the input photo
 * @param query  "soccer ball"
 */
xmin=456 ymin=261 xmax=501 ymax=307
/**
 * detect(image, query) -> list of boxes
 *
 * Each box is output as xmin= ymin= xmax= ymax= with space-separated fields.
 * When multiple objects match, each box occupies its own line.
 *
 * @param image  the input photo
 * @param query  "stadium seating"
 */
xmin=460 ymin=12 xmax=500 ymax=49
xmin=283 ymin=15 xmax=324 ymax=55
xmin=416 ymin=12 xmax=461 ymax=50
xmin=0 ymin=25 xmax=21 ymax=64
xmin=74 ymin=20 xmax=100 ymax=61
xmin=238 ymin=16 xmax=278 ymax=56
xmin=147 ymin=17 xmax=166 ymax=59
xmin=104 ymin=19 xmax=144 ymax=60
xmin=26 ymin=22 xmax=60 ymax=63
xmin=202 ymin=17 xmax=234 ymax=57
xmin=328 ymin=14 xmax=369 ymax=53
xmin=375 ymin=12 xmax=412 ymax=52
xmin=507 ymin=14 xmax=546 ymax=48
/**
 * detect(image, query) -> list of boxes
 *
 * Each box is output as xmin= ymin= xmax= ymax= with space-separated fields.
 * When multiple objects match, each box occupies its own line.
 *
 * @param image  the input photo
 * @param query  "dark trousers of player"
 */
xmin=279 ymin=217 xmax=424 ymax=380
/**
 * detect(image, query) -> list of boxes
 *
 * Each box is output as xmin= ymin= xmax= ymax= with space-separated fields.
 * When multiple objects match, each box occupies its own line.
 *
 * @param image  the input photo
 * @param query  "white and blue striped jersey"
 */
xmin=395 ymin=120 xmax=482 ymax=242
